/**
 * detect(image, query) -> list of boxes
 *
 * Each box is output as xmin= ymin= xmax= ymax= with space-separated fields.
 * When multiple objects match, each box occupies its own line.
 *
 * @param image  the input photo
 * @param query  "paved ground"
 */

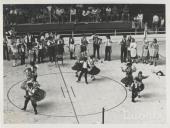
xmin=3 ymin=34 xmax=166 ymax=124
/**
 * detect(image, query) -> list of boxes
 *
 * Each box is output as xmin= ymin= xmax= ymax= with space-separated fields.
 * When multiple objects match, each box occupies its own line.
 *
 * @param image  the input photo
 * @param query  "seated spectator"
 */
xmin=159 ymin=16 xmax=165 ymax=28
xmin=152 ymin=14 xmax=159 ymax=32
xmin=111 ymin=5 xmax=119 ymax=21
xmin=70 ymin=7 xmax=77 ymax=22
xmin=137 ymin=10 xmax=143 ymax=29
xmin=106 ymin=6 xmax=111 ymax=22
xmin=121 ymin=5 xmax=130 ymax=21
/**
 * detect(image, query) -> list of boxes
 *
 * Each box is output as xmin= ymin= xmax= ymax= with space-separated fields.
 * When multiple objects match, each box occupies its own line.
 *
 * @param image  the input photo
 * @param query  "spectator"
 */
xmin=111 ymin=5 xmax=119 ymax=21
xmin=106 ymin=6 xmax=111 ymax=22
xmin=70 ymin=7 xmax=77 ymax=22
xmin=152 ymin=14 xmax=159 ymax=33
xmin=137 ymin=10 xmax=143 ymax=29
xmin=121 ymin=5 xmax=129 ymax=21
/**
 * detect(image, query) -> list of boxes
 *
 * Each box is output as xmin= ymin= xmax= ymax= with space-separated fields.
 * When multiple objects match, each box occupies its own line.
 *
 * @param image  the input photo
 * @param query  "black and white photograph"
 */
xmin=1 ymin=0 xmax=169 ymax=127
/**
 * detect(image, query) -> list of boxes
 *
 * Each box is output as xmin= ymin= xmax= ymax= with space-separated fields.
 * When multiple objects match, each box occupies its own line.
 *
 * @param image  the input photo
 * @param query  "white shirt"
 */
xmin=83 ymin=61 xmax=88 ymax=69
xmin=105 ymin=39 xmax=112 ymax=46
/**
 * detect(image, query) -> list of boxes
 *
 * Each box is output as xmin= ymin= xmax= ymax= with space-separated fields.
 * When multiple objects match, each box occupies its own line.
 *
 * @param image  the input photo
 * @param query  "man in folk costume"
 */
xmin=121 ymin=62 xmax=136 ymax=88
xmin=120 ymin=35 xmax=127 ymax=63
xmin=93 ymin=33 xmax=101 ymax=60
xmin=129 ymin=38 xmax=137 ymax=63
xmin=56 ymin=35 xmax=64 ymax=63
xmin=77 ymin=57 xmax=90 ymax=84
xmin=37 ymin=40 xmax=44 ymax=63
xmin=134 ymin=71 xmax=149 ymax=98
xmin=18 ymin=37 xmax=26 ymax=65
xmin=47 ymin=36 xmax=55 ymax=62
xmin=69 ymin=36 xmax=75 ymax=59
xmin=104 ymin=35 xmax=112 ymax=61
xmin=80 ymin=34 xmax=88 ymax=57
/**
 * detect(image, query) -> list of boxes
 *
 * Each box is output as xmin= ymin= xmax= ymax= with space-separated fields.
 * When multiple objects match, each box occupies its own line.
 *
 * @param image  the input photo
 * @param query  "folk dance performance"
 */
xmin=20 ymin=62 xmax=46 ymax=114
xmin=121 ymin=62 xmax=136 ymax=88
xmin=73 ymin=55 xmax=100 ymax=84
xmin=131 ymin=71 xmax=149 ymax=102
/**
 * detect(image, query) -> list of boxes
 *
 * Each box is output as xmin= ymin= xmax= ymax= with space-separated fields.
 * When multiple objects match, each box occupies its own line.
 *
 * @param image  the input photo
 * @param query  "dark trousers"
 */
xmin=38 ymin=49 xmax=44 ymax=63
xmin=78 ymin=68 xmax=88 ymax=83
xmin=33 ymin=51 xmax=36 ymax=63
xmin=48 ymin=47 xmax=55 ymax=62
xmin=70 ymin=52 xmax=74 ymax=59
xmin=105 ymin=46 xmax=111 ymax=61
xmin=121 ymin=47 xmax=127 ymax=63
xmin=127 ymin=50 xmax=131 ymax=62
xmin=20 ymin=52 xmax=25 ymax=65
xmin=3 ymin=45 xmax=9 ymax=60
xmin=93 ymin=44 xmax=100 ymax=59
xmin=23 ymin=96 xmax=37 ymax=113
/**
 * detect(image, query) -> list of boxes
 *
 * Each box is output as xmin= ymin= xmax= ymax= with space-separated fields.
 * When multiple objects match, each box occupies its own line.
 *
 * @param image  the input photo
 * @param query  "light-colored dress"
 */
xmin=142 ymin=41 xmax=149 ymax=57
xmin=130 ymin=42 xmax=137 ymax=58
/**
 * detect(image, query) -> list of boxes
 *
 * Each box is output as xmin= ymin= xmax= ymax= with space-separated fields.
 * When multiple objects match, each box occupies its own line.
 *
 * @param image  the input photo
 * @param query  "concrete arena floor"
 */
xmin=3 ymin=35 xmax=166 ymax=124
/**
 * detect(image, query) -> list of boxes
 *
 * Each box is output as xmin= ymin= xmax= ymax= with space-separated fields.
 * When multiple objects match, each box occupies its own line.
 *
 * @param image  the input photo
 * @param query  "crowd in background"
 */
xmin=3 ymin=29 xmax=159 ymax=67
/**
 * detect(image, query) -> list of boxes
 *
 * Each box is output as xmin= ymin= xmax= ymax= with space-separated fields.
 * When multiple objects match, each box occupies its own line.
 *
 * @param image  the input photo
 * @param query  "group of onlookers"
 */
xmin=3 ymin=30 xmax=160 ymax=67
xmin=120 ymin=35 xmax=159 ymax=66
xmin=4 ymin=5 xmax=130 ymax=25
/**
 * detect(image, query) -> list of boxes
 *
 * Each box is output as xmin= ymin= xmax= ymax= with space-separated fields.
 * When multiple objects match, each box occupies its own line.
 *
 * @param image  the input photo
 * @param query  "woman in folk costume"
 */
xmin=11 ymin=37 xmax=19 ymax=67
xmin=142 ymin=38 xmax=149 ymax=64
xmin=21 ymin=81 xmax=46 ymax=115
xmin=152 ymin=38 xmax=159 ymax=66
xmin=69 ymin=36 xmax=75 ymax=59
xmin=80 ymin=34 xmax=88 ymax=57
xmin=72 ymin=55 xmax=83 ymax=77
xmin=129 ymin=38 xmax=137 ymax=63
xmin=88 ymin=55 xmax=100 ymax=80
xmin=121 ymin=62 xmax=136 ymax=88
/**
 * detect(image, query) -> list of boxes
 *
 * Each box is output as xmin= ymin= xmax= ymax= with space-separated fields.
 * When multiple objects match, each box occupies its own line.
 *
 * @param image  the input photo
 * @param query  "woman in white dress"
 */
xmin=130 ymin=38 xmax=137 ymax=63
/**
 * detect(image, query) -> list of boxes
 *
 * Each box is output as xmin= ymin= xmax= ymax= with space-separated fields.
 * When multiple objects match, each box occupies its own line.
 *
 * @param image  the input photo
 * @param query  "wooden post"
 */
xmin=102 ymin=107 xmax=105 ymax=124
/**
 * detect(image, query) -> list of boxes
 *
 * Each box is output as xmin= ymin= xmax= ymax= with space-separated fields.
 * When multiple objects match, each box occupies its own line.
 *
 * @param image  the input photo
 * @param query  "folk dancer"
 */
xmin=72 ymin=55 xmax=83 ymax=77
xmin=88 ymin=55 xmax=100 ymax=80
xmin=121 ymin=62 xmax=136 ymax=88
xmin=134 ymin=71 xmax=149 ymax=97
xmin=77 ymin=57 xmax=90 ymax=84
